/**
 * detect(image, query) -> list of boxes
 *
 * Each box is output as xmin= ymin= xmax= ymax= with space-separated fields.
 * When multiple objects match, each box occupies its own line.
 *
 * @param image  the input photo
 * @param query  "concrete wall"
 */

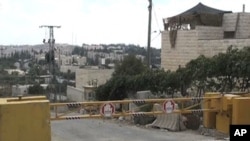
xmin=60 ymin=65 xmax=79 ymax=73
xmin=77 ymin=57 xmax=87 ymax=66
xmin=83 ymin=85 xmax=96 ymax=101
xmin=60 ymin=55 xmax=72 ymax=65
xmin=12 ymin=85 xmax=28 ymax=96
xmin=75 ymin=68 xmax=114 ymax=89
xmin=67 ymin=86 xmax=85 ymax=102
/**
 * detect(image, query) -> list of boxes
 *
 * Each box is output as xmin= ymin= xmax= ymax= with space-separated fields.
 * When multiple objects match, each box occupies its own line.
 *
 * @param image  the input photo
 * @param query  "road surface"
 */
xmin=51 ymin=119 xmax=217 ymax=141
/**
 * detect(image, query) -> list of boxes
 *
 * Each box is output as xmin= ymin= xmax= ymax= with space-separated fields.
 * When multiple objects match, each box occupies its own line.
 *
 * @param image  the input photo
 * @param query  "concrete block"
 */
xmin=232 ymin=97 xmax=250 ymax=124
xmin=0 ymin=96 xmax=51 ymax=141
xmin=216 ymin=113 xmax=230 ymax=134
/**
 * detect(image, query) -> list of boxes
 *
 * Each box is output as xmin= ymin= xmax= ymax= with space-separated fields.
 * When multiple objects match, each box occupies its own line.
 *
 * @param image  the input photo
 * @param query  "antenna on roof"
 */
xmin=243 ymin=4 xmax=245 ymax=13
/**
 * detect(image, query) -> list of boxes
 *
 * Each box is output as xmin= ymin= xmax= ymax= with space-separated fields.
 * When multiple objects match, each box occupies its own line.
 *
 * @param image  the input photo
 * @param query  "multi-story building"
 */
xmin=161 ymin=3 xmax=250 ymax=71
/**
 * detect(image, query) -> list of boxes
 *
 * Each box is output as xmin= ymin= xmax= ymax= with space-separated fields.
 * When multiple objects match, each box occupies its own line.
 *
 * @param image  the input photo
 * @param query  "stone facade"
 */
xmin=161 ymin=12 xmax=250 ymax=71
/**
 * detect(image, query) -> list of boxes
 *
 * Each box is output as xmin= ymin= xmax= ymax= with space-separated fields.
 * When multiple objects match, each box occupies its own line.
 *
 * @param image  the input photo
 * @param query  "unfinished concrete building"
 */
xmin=161 ymin=3 xmax=250 ymax=71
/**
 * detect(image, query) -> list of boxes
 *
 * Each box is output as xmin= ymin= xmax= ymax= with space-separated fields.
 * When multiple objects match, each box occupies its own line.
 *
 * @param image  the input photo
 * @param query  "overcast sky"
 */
xmin=0 ymin=0 xmax=249 ymax=48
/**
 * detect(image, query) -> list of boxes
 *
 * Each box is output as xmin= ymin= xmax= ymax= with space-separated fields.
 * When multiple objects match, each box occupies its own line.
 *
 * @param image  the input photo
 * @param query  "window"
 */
xmin=224 ymin=31 xmax=235 ymax=39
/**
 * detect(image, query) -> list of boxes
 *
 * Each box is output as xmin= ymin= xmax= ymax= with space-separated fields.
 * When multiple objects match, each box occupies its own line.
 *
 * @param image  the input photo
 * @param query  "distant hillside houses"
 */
xmin=1 ymin=43 xmax=159 ymax=74
xmin=82 ymin=44 xmax=104 ymax=50
xmin=0 ymin=44 xmax=75 ymax=58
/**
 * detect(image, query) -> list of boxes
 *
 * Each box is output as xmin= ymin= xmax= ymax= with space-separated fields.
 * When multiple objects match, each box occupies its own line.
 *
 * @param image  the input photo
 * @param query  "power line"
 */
xmin=151 ymin=31 xmax=161 ymax=42
xmin=152 ymin=3 xmax=161 ymax=32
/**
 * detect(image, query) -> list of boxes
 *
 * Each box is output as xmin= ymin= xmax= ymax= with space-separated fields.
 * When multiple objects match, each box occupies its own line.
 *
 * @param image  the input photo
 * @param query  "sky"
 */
xmin=0 ymin=0 xmax=249 ymax=48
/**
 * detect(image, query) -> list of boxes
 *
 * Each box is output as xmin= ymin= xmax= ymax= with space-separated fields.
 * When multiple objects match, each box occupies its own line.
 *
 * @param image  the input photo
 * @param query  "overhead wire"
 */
xmin=151 ymin=2 xmax=162 ymax=43
xmin=151 ymin=32 xmax=161 ymax=42
xmin=152 ymin=3 xmax=161 ymax=33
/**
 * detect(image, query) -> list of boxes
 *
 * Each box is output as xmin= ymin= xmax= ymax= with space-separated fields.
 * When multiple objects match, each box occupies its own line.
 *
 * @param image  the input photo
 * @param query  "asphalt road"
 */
xmin=51 ymin=119 xmax=216 ymax=141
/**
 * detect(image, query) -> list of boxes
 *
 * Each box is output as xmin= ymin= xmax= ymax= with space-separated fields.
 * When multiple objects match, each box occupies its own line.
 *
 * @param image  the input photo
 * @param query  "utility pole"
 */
xmin=39 ymin=25 xmax=61 ymax=101
xmin=147 ymin=0 xmax=152 ymax=68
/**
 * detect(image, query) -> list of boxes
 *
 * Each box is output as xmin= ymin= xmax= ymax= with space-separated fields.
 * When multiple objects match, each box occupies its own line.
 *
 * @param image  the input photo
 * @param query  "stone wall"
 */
xmin=223 ymin=13 xmax=250 ymax=38
xmin=198 ymin=39 xmax=250 ymax=58
xmin=235 ymin=13 xmax=250 ymax=38
xmin=161 ymin=30 xmax=199 ymax=71
xmin=196 ymin=26 xmax=223 ymax=40
xmin=223 ymin=13 xmax=238 ymax=32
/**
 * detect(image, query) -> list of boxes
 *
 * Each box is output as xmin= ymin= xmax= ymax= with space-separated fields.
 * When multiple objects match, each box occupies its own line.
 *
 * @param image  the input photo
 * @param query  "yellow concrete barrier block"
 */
xmin=216 ymin=113 xmax=230 ymax=134
xmin=242 ymin=93 xmax=250 ymax=97
xmin=203 ymin=92 xmax=220 ymax=128
xmin=232 ymin=97 xmax=250 ymax=125
xmin=209 ymin=93 xmax=221 ymax=109
xmin=6 ymin=95 xmax=47 ymax=102
xmin=0 ymin=96 xmax=51 ymax=141
xmin=222 ymin=94 xmax=241 ymax=111
xmin=203 ymin=112 xmax=216 ymax=128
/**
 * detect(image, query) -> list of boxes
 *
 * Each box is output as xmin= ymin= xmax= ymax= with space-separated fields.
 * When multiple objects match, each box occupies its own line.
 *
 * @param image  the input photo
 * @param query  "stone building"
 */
xmin=161 ymin=3 xmax=250 ymax=71
xmin=67 ymin=83 xmax=97 ymax=102
xmin=75 ymin=67 xmax=114 ymax=89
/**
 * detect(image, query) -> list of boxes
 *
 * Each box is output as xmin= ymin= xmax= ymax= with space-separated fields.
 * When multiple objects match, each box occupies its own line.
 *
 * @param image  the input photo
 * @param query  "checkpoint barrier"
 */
xmin=50 ymin=96 xmax=221 ymax=121
xmin=203 ymin=92 xmax=250 ymax=134
xmin=1 ymin=93 xmax=249 ymax=141
xmin=50 ymin=93 xmax=250 ymax=134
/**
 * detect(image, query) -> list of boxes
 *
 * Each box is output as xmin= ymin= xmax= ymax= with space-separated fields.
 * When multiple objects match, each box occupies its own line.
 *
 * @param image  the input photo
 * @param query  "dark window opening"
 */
xmin=224 ymin=31 xmax=235 ymax=39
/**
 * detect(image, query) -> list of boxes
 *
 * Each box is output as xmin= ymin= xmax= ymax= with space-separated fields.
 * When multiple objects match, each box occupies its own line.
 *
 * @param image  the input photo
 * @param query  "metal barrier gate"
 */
xmin=50 ymin=96 xmax=221 ymax=121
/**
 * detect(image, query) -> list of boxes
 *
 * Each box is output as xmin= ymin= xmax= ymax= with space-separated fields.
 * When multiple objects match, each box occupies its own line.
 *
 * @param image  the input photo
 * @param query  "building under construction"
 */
xmin=161 ymin=3 xmax=250 ymax=71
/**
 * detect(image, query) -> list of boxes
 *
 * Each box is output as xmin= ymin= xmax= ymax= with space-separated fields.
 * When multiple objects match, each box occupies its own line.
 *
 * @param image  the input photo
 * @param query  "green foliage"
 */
xmin=11 ymin=50 xmax=32 ymax=60
xmin=28 ymin=84 xmax=45 ymax=95
xmin=0 ymin=58 xmax=17 ymax=69
xmin=45 ymin=51 xmax=55 ymax=64
xmin=95 ymin=56 xmax=179 ymax=100
xmin=59 ymin=71 xmax=75 ymax=80
xmin=113 ymin=55 xmax=147 ymax=76
xmin=95 ymin=75 xmax=129 ymax=100
xmin=179 ymin=46 xmax=250 ymax=93
xmin=52 ymin=81 xmax=68 ymax=94
xmin=72 ymin=46 xmax=86 ymax=56
xmin=96 ymin=46 xmax=250 ymax=101
xmin=124 ymin=45 xmax=147 ymax=56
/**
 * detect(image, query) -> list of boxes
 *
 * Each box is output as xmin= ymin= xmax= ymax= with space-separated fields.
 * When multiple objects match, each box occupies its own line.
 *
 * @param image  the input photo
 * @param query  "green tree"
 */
xmin=28 ymin=84 xmax=45 ymax=95
xmin=95 ymin=55 xmax=147 ymax=100
xmin=72 ymin=46 xmax=86 ymax=56
xmin=113 ymin=55 xmax=147 ymax=76
xmin=96 ymin=46 xmax=250 ymax=101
